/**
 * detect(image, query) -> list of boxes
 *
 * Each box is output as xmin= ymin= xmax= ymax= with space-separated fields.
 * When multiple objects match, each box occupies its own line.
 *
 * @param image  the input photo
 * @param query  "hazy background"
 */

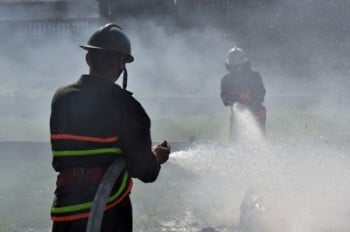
xmin=0 ymin=0 xmax=350 ymax=231
xmin=0 ymin=0 xmax=349 ymax=142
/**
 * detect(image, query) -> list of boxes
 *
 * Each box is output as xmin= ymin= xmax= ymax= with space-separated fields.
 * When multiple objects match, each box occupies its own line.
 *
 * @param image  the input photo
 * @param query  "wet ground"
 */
xmin=1 ymin=129 xmax=350 ymax=232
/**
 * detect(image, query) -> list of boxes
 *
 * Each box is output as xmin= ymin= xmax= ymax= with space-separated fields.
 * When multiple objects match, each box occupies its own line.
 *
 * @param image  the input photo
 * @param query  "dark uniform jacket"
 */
xmin=50 ymin=75 xmax=160 ymax=222
xmin=220 ymin=69 xmax=265 ymax=113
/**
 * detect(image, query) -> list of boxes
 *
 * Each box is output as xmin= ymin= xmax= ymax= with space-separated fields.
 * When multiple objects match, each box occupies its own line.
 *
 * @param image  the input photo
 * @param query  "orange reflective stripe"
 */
xmin=105 ymin=179 xmax=133 ymax=211
xmin=51 ymin=134 xmax=118 ymax=143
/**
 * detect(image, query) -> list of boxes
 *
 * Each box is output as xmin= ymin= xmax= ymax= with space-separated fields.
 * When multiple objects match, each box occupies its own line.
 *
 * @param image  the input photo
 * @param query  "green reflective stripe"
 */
xmin=52 ymin=148 xmax=122 ymax=157
xmin=51 ymin=172 xmax=129 ymax=214
xmin=108 ymin=170 xmax=129 ymax=202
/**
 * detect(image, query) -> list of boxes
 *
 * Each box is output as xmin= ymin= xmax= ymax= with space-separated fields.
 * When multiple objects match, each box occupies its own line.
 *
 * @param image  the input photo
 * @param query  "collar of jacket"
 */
xmin=79 ymin=75 xmax=133 ymax=95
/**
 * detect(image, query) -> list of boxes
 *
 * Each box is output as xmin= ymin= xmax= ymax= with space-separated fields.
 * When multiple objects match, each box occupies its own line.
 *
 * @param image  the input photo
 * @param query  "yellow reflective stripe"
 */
xmin=51 ymin=172 xmax=129 ymax=214
xmin=52 ymin=148 xmax=122 ymax=157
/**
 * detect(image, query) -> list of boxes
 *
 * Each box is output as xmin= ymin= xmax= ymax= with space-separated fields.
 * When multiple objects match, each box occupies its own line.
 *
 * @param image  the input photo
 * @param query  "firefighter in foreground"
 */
xmin=220 ymin=47 xmax=266 ymax=138
xmin=49 ymin=23 xmax=170 ymax=232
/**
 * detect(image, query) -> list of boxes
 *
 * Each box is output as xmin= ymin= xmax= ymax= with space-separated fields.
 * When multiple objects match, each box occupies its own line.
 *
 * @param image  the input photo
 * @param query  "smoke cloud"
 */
xmin=0 ymin=1 xmax=349 ymax=231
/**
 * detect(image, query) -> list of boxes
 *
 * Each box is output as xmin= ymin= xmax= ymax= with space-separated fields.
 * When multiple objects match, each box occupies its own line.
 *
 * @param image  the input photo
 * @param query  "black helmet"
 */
xmin=80 ymin=23 xmax=134 ymax=63
xmin=225 ymin=46 xmax=248 ymax=67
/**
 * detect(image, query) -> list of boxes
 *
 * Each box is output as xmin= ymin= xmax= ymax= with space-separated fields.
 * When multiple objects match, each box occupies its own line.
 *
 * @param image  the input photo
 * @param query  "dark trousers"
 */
xmin=52 ymin=196 xmax=132 ymax=232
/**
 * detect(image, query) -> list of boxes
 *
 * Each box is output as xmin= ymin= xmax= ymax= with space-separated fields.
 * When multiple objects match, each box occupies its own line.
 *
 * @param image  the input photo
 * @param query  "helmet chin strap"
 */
xmin=122 ymin=67 xmax=128 ymax=90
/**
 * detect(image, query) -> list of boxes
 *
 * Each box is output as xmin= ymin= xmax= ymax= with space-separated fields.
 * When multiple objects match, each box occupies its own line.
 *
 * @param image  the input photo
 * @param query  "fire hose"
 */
xmin=86 ymin=156 xmax=126 ymax=232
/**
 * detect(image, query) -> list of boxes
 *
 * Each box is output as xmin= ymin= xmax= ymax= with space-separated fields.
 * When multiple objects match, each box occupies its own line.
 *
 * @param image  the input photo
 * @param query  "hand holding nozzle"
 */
xmin=222 ymin=93 xmax=238 ymax=106
xmin=152 ymin=140 xmax=171 ymax=164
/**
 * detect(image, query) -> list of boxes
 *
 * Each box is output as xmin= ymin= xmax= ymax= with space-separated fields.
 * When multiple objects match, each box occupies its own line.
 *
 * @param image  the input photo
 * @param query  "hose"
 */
xmin=86 ymin=156 xmax=126 ymax=232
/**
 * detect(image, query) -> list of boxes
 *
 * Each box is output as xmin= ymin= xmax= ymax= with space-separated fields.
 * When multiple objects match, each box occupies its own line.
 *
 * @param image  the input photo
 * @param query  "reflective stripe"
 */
xmin=51 ymin=134 xmax=118 ymax=143
xmin=53 ymin=148 xmax=122 ymax=157
xmin=51 ymin=172 xmax=130 ymax=214
xmin=51 ymin=178 xmax=133 ymax=222
xmin=51 ymin=212 xmax=91 ymax=222
xmin=50 ymin=132 xmax=128 ymax=221
xmin=104 ymin=179 xmax=132 ymax=210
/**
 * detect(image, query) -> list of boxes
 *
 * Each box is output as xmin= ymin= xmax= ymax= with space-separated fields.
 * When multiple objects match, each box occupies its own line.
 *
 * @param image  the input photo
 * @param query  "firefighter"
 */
xmin=49 ymin=23 xmax=170 ymax=232
xmin=220 ymin=47 xmax=266 ymax=136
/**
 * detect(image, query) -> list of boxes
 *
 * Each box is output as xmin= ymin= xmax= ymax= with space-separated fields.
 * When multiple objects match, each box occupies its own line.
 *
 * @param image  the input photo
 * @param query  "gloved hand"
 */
xmin=152 ymin=140 xmax=170 ymax=164
xmin=223 ymin=98 xmax=234 ymax=106
xmin=222 ymin=94 xmax=238 ymax=106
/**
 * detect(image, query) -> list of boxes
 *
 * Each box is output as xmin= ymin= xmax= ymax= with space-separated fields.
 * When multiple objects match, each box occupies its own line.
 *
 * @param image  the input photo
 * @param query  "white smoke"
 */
xmin=0 ymin=1 xmax=350 ymax=231
xmin=133 ymin=107 xmax=350 ymax=232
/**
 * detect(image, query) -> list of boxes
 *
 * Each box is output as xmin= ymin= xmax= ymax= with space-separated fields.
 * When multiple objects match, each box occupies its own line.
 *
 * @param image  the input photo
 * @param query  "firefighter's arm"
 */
xmin=221 ymin=92 xmax=238 ymax=106
xmin=220 ymin=76 xmax=238 ymax=106
xmin=120 ymin=98 xmax=162 ymax=183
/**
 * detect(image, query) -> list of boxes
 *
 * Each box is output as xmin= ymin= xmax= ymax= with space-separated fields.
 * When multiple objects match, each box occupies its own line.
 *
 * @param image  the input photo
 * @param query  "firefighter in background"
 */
xmin=50 ymin=24 xmax=170 ymax=232
xmin=220 ymin=47 xmax=266 ymax=137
